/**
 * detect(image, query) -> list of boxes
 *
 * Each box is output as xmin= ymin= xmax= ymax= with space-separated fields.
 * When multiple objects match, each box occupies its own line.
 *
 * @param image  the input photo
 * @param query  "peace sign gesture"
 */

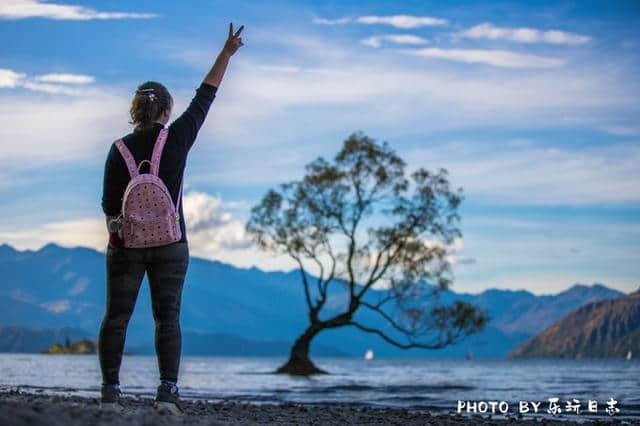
xmin=223 ymin=23 xmax=244 ymax=56
xmin=203 ymin=23 xmax=244 ymax=87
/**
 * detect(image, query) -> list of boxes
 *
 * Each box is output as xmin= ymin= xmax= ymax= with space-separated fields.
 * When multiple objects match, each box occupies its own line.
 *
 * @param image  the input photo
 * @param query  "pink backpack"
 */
xmin=113 ymin=128 xmax=182 ymax=248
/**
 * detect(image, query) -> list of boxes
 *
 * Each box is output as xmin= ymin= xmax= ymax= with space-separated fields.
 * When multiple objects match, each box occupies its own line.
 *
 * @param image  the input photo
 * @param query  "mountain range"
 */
xmin=0 ymin=243 xmax=627 ymax=358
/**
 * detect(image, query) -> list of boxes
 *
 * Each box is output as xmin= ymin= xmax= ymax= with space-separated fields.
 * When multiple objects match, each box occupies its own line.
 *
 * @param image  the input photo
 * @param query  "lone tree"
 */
xmin=246 ymin=132 xmax=487 ymax=375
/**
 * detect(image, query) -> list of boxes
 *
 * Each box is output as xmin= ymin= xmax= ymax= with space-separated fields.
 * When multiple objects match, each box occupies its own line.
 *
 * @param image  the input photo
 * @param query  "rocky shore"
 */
xmin=0 ymin=389 xmax=632 ymax=425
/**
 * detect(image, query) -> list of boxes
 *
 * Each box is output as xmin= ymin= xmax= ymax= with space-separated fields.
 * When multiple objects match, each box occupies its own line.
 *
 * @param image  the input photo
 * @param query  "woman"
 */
xmin=99 ymin=23 xmax=244 ymax=415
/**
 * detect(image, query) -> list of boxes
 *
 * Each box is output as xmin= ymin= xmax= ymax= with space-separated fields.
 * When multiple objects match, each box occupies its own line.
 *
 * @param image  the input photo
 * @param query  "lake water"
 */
xmin=1 ymin=354 xmax=638 ymax=422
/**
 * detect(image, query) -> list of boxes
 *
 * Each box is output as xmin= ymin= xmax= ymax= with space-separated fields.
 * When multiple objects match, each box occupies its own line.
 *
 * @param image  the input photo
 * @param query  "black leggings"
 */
xmin=98 ymin=241 xmax=189 ymax=385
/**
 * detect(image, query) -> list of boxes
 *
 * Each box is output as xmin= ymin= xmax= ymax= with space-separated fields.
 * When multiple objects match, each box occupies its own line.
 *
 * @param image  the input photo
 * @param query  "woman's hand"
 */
xmin=223 ymin=23 xmax=244 ymax=57
xmin=203 ymin=23 xmax=244 ymax=88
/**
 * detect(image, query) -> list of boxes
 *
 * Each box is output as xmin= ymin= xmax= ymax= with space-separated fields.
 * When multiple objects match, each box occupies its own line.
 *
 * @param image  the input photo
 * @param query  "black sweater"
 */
xmin=101 ymin=82 xmax=218 ymax=243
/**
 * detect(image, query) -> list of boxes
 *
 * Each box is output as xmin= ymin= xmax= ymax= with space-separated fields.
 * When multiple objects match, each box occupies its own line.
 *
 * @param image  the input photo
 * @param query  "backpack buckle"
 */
xmin=107 ymin=215 xmax=122 ymax=233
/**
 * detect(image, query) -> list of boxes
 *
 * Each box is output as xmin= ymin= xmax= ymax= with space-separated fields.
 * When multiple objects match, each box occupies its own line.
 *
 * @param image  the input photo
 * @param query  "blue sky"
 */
xmin=1 ymin=0 xmax=639 ymax=295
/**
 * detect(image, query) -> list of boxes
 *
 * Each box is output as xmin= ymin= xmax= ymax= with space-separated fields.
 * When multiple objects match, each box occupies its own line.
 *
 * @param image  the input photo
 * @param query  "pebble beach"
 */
xmin=0 ymin=389 xmax=632 ymax=426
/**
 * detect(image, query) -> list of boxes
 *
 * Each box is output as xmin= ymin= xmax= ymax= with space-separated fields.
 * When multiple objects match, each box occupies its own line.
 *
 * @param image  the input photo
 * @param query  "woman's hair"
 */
xmin=129 ymin=81 xmax=173 ymax=132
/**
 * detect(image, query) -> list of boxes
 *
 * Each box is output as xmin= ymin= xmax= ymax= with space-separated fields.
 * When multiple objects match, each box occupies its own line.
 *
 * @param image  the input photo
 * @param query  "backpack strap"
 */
xmin=115 ymin=140 xmax=138 ymax=179
xmin=149 ymin=127 xmax=183 ymax=212
xmin=150 ymin=128 xmax=169 ymax=176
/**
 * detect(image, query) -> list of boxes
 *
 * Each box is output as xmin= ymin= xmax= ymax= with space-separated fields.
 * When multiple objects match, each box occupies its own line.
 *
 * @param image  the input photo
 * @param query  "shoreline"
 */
xmin=0 ymin=389 xmax=631 ymax=425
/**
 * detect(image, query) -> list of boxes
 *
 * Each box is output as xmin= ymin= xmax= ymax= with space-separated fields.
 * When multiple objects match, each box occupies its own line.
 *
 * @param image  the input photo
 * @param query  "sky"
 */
xmin=0 ymin=0 xmax=639 ymax=295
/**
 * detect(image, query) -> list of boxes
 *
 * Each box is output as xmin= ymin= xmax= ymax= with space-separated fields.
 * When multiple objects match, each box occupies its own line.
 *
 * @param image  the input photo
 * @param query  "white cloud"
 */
xmin=397 ymin=47 xmax=565 ymax=68
xmin=1 ymin=68 xmax=99 ymax=95
xmin=0 ymin=0 xmax=157 ymax=20
xmin=40 ymin=299 xmax=70 ymax=313
xmin=182 ymin=192 xmax=295 ymax=269
xmin=20 ymin=81 xmax=100 ymax=95
xmin=311 ymin=14 xmax=447 ymax=29
xmin=356 ymin=15 xmax=448 ymax=28
xmin=459 ymin=23 xmax=591 ymax=45
xmin=34 ymin=73 xmax=94 ymax=84
xmin=360 ymin=34 xmax=429 ymax=48
xmin=0 ymin=68 xmax=26 ymax=88
xmin=182 ymin=191 xmax=252 ymax=252
xmin=312 ymin=17 xmax=351 ymax=25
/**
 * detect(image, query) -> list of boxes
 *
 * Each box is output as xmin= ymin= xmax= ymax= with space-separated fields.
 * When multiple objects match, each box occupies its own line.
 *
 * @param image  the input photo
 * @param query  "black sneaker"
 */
xmin=99 ymin=384 xmax=125 ymax=412
xmin=153 ymin=382 xmax=184 ymax=415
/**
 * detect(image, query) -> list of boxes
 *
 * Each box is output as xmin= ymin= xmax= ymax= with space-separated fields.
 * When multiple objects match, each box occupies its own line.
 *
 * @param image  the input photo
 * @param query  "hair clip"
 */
xmin=136 ymin=88 xmax=157 ymax=102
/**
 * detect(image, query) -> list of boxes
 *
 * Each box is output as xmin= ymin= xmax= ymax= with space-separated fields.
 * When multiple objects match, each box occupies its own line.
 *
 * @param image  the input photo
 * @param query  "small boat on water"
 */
xmin=364 ymin=349 xmax=374 ymax=361
xmin=627 ymin=350 xmax=632 ymax=360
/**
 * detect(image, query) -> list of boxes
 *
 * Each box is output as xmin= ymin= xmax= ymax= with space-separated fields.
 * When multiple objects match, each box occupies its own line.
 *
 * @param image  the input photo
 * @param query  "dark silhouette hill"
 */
xmin=510 ymin=288 xmax=640 ymax=358
xmin=0 ymin=325 xmax=89 ymax=353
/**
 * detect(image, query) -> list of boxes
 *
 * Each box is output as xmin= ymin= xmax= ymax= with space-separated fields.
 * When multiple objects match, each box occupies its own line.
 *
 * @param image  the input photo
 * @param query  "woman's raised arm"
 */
xmin=204 ymin=23 xmax=244 ymax=88
xmin=169 ymin=23 xmax=244 ymax=150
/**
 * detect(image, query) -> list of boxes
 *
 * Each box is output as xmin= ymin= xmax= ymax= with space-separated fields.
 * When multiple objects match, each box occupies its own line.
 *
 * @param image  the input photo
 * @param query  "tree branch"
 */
xmin=349 ymin=320 xmax=464 ymax=350
xmin=358 ymin=205 xmax=431 ymax=299
xmin=356 ymin=239 xmax=404 ymax=300
xmin=372 ymin=291 xmax=399 ymax=309
xmin=320 ymin=235 xmax=337 ymax=298
xmin=289 ymin=251 xmax=315 ymax=316
xmin=359 ymin=301 xmax=418 ymax=337
xmin=299 ymin=241 xmax=325 ymax=300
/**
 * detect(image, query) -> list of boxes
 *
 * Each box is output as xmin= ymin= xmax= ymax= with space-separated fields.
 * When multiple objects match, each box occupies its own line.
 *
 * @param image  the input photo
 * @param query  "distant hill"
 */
xmin=0 ymin=325 xmax=90 ymax=353
xmin=0 ymin=242 xmax=628 ymax=358
xmin=510 ymin=289 xmax=640 ymax=358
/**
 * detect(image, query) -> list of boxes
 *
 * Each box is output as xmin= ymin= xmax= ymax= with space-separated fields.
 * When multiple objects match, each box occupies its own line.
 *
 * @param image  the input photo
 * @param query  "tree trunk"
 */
xmin=275 ymin=325 xmax=328 ymax=375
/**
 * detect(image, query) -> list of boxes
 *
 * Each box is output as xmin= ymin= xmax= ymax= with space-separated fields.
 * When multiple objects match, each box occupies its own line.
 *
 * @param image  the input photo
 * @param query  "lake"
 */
xmin=1 ymin=354 xmax=638 ymax=422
